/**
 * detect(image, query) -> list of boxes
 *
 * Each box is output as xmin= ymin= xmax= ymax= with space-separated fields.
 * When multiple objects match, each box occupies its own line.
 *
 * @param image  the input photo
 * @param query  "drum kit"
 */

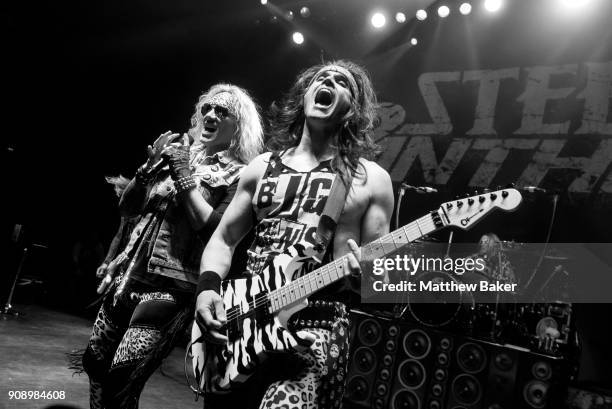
xmin=397 ymin=240 xmax=575 ymax=358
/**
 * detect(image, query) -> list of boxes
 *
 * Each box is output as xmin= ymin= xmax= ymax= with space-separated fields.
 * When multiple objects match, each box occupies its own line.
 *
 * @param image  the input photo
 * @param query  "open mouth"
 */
xmin=314 ymin=88 xmax=334 ymax=107
xmin=203 ymin=123 xmax=217 ymax=133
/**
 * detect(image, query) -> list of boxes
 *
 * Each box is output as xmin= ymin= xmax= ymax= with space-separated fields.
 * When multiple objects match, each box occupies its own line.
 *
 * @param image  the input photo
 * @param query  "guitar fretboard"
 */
xmin=267 ymin=212 xmax=442 ymax=313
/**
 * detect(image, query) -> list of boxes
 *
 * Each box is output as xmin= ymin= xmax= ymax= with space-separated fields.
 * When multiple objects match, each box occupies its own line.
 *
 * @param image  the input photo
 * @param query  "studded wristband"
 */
xmin=174 ymin=175 xmax=197 ymax=194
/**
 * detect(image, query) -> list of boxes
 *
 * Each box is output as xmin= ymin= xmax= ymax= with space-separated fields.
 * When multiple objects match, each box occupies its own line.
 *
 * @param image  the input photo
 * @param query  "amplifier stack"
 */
xmin=344 ymin=310 xmax=571 ymax=409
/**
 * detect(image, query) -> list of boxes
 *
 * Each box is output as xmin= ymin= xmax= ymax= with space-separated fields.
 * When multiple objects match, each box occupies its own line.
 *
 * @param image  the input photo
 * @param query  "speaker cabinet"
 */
xmin=344 ymin=310 xmax=570 ymax=409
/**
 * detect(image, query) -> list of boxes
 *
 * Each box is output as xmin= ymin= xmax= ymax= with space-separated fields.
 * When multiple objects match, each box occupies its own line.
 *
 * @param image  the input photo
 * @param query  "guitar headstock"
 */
xmin=438 ymin=188 xmax=522 ymax=230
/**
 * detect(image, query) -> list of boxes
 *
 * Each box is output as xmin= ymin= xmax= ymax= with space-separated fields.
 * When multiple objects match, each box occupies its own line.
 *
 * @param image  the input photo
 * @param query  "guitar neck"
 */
xmin=268 ymin=211 xmax=445 ymax=313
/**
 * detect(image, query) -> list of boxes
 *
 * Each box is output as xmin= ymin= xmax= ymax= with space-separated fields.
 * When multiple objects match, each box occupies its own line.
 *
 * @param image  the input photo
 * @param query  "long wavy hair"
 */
xmin=188 ymin=83 xmax=264 ymax=164
xmin=267 ymin=60 xmax=380 ymax=178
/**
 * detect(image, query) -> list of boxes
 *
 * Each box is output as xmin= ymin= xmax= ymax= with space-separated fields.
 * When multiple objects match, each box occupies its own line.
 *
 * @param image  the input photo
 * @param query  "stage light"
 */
xmin=459 ymin=3 xmax=472 ymax=15
xmin=260 ymin=0 xmax=267 ymax=5
xmin=286 ymin=10 xmax=294 ymax=20
xmin=484 ymin=0 xmax=503 ymax=12
xmin=416 ymin=9 xmax=428 ymax=20
xmin=300 ymin=6 xmax=311 ymax=18
xmin=395 ymin=12 xmax=406 ymax=23
xmin=438 ymin=5 xmax=450 ymax=18
xmin=292 ymin=31 xmax=304 ymax=45
xmin=410 ymin=37 xmax=418 ymax=45
xmin=371 ymin=12 xmax=386 ymax=28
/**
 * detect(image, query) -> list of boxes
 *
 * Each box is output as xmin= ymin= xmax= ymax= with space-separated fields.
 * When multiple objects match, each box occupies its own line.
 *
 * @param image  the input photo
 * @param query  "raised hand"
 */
xmin=161 ymin=134 xmax=191 ymax=180
xmin=145 ymin=131 xmax=181 ymax=169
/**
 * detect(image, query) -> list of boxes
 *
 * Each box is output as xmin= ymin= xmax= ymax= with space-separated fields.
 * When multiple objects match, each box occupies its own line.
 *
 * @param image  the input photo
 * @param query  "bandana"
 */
xmin=204 ymin=91 xmax=238 ymax=118
xmin=310 ymin=65 xmax=359 ymax=98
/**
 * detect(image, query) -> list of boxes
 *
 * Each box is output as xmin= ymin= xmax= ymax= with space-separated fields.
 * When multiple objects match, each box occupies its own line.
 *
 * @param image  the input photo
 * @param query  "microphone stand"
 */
xmin=2 ymin=242 xmax=47 ymax=317
xmin=2 ymin=246 xmax=28 ymax=316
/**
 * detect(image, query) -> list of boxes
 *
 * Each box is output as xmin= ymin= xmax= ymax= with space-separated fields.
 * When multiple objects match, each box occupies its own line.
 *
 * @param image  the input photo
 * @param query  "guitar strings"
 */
xmin=222 ymin=217 xmax=436 ymax=323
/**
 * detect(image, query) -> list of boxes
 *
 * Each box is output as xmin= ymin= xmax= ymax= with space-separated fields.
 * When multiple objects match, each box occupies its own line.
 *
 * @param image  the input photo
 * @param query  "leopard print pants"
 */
xmin=83 ymin=286 xmax=188 ymax=409
xmin=205 ymin=320 xmax=350 ymax=409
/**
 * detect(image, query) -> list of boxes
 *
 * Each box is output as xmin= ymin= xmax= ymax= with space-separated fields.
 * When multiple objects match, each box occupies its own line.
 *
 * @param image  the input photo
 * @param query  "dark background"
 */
xmin=3 ymin=0 xmax=612 ymax=388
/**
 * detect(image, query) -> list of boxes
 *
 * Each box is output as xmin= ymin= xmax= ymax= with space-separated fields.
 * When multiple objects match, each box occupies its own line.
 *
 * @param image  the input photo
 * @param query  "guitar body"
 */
xmin=190 ymin=244 xmax=319 ymax=393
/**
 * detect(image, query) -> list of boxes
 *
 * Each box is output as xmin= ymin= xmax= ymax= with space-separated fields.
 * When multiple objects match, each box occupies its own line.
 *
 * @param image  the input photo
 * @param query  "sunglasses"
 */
xmin=200 ymin=103 xmax=233 ymax=119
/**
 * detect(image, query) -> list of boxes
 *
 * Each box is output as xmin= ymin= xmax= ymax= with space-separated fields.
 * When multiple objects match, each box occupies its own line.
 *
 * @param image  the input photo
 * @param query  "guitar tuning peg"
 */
xmin=502 ymin=190 xmax=509 ymax=198
xmin=490 ymin=193 xmax=498 ymax=200
xmin=468 ymin=198 xmax=474 ymax=205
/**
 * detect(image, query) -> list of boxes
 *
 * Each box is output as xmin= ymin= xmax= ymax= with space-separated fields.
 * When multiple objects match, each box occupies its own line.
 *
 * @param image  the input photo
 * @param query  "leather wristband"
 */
xmin=135 ymin=164 xmax=154 ymax=186
xmin=197 ymin=270 xmax=222 ymax=295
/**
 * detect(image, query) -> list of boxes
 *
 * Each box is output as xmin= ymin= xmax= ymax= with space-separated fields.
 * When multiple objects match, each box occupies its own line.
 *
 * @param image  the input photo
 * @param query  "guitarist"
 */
xmin=195 ymin=61 xmax=394 ymax=408
xmin=81 ymin=84 xmax=264 ymax=409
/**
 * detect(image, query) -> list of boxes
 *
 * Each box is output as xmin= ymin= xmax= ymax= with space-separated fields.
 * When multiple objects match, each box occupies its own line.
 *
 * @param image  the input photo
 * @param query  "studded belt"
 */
xmin=289 ymin=300 xmax=348 ymax=331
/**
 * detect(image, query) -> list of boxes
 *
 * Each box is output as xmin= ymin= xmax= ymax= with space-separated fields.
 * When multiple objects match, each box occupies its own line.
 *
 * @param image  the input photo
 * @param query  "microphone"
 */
xmin=143 ymin=158 xmax=168 ymax=176
xmin=523 ymin=186 xmax=547 ymax=193
xmin=401 ymin=183 xmax=438 ymax=193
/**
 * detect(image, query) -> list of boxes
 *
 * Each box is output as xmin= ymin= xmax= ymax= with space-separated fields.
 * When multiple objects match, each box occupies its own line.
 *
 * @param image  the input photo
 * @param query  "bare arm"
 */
xmin=359 ymin=162 xmax=395 ymax=245
xmin=333 ymin=161 xmax=394 ymax=283
xmin=333 ymin=161 xmax=394 ymax=258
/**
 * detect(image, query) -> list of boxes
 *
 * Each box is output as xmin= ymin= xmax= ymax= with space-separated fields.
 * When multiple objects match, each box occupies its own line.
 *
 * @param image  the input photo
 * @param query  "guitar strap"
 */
xmin=313 ymin=168 xmax=354 ymax=256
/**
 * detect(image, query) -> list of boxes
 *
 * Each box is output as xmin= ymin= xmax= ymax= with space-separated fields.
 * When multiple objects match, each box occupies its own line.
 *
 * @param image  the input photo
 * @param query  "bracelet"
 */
xmin=135 ymin=164 xmax=154 ymax=186
xmin=174 ymin=175 xmax=197 ymax=193
xmin=197 ymin=271 xmax=222 ymax=295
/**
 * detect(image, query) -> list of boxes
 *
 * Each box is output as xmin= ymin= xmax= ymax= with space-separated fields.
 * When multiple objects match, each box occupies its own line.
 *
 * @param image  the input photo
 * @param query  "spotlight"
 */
xmin=395 ymin=12 xmax=406 ymax=23
xmin=292 ymin=31 xmax=304 ymax=45
xmin=371 ymin=12 xmax=386 ymax=28
xmin=286 ymin=10 xmax=294 ymax=20
xmin=438 ymin=5 xmax=450 ymax=18
xmin=410 ymin=37 xmax=418 ymax=45
xmin=459 ymin=3 xmax=472 ymax=15
xmin=416 ymin=9 xmax=428 ymax=20
xmin=300 ymin=6 xmax=311 ymax=18
xmin=484 ymin=0 xmax=503 ymax=12
xmin=260 ymin=0 xmax=267 ymax=4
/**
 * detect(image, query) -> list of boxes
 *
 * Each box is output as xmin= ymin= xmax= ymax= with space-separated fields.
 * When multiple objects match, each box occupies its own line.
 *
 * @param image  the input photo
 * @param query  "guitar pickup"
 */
xmin=225 ymin=305 xmax=242 ymax=340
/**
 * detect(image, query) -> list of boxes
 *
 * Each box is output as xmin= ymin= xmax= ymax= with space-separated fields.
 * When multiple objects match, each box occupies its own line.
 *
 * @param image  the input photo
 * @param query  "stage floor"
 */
xmin=0 ymin=304 xmax=200 ymax=409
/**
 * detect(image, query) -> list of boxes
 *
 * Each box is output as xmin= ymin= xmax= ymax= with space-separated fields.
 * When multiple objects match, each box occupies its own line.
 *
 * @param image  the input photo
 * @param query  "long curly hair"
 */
xmin=267 ymin=60 xmax=380 ymax=178
xmin=188 ymin=83 xmax=264 ymax=164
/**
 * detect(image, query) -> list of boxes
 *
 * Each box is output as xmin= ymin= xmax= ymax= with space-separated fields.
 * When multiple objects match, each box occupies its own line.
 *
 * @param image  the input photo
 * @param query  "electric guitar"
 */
xmin=187 ymin=188 xmax=523 ymax=394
